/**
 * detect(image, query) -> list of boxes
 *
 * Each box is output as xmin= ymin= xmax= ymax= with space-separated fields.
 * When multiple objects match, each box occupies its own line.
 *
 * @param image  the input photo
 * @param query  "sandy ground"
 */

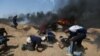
xmin=0 ymin=23 xmax=100 ymax=56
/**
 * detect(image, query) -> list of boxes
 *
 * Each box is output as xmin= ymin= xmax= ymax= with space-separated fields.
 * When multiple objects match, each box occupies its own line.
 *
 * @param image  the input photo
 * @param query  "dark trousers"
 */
xmin=73 ymin=34 xmax=86 ymax=46
xmin=3 ymin=41 xmax=8 ymax=47
xmin=0 ymin=35 xmax=8 ymax=47
xmin=47 ymin=36 xmax=55 ymax=42
xmin=13 ymin=22 xmax=18 ymax=29
xmin=32 ymin=42 xmax=36 ymax=50
xmin=32 ymin=42 xmax=42 ymax=50
xmin=71 ymin=34 xmax=86 ymax=54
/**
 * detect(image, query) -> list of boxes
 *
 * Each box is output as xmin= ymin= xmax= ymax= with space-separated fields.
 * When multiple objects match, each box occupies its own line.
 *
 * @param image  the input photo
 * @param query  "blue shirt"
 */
xmin=30 ymin=35 xmax=42 ymax=44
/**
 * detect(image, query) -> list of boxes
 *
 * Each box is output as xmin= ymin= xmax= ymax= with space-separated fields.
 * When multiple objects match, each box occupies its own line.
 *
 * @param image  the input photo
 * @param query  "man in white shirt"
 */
xmin=66 ymin=25 xmax=87 ymax=54
xmin=68 ymin=25 xmax=83 ymax=32
xmin=67 ymin=25 xmax=87 ymax=46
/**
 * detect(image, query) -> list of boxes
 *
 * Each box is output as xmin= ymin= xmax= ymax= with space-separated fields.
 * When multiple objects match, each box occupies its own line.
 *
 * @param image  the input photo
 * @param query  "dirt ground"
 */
xmin=0 ymin=23 xmax=100 ymax=56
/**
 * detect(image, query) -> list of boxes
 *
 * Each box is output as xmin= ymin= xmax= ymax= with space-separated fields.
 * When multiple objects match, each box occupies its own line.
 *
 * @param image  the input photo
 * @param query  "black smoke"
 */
xmin=55 ymin=0 xmax=100 ymax=28
xmin=55 ymin=0 xmax=86 ymax=18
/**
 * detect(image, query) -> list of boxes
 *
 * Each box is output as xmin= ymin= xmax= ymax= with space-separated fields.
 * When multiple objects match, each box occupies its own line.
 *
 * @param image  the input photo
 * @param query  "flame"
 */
xmin=57 ymin=19 xmax=70 ymax=25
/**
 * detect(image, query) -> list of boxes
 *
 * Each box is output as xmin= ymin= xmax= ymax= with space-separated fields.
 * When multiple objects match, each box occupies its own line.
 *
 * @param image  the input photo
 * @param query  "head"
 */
xmin=15 ymin=15 xmax=17 ymax=17
xmin=0 ymin=28 xmax=5 ymax=31
xmin=13 ymin=15 xmax=17 ymax=19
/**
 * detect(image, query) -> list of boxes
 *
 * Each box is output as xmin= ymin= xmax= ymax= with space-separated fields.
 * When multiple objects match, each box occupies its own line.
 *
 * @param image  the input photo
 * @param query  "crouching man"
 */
xmin=22 ymin=35 xmax=46 ymax=51
xmin=0 ymin=28 xmax=8 ymax=48
xmin=46 ymin=30 xmax=56 ymax=43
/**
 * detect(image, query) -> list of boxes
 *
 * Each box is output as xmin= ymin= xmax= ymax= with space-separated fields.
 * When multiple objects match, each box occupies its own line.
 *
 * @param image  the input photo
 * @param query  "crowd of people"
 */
xmin=23 ymin=24 xmax=87 ymax=56
xmin=0 ymin=15 xmax=87 ymax=56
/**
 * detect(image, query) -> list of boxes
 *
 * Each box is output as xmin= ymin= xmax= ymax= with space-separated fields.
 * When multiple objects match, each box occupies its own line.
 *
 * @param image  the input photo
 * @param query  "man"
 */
xmin=46 ymin=30 xmax=55 ymax=43
xmin=39 ymin=23 xmax=46 ymax=35
xmin=49 ymin=22 xmax=57 ymax=31
xmin=0 ymin=28 xmax=7 ymax=36
xmin=0 ymin=28 xmax=8 ymax=47
xmin=66 ymin=25 xmax=87 ymax=54
xmin=13 ymin=15 xmax=18 ymax=29
xmin=26 ymin=35 xmax=46 ymax=50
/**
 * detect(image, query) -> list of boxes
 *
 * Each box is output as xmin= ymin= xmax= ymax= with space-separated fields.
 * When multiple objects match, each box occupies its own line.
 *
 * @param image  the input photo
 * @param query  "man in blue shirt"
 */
xmin=26 ymin=35 xmax=46 ymax=50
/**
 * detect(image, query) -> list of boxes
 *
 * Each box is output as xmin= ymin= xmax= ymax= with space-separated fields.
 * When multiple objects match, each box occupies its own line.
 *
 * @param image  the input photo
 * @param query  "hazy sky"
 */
xmin=0 ymin=0 xmax=55 ymax=18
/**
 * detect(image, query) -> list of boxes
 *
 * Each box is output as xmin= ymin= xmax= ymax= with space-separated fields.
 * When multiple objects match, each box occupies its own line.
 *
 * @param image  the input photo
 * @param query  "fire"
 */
xmin=57 ymin=19 xmax=70 ymax=26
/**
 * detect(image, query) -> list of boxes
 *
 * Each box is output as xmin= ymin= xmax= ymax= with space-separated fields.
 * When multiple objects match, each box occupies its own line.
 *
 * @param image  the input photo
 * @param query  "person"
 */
xmin=39 ymin=23 xmax=46 ymax=35
xmin=0 ymin=28 xmax=7 ymax=36
xmin=26 ymin=35 xmax=46 ymax=50
xmin=0 ymin=28 xmax=8 ymax=47
xmin=46 ymin=30 xmax=55 ymax=43
xmin=66 ymin=25 xmax=87 ymax=54
xmin=49 ymin=22 xmax=57 ymax=31
xmin=13 ymin=15 xmax=18 ymax=29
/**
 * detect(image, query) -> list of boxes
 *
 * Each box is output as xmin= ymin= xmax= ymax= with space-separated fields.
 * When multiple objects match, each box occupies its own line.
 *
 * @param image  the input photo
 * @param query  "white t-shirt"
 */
xmin=26 ymin=37 xmax=31 ymax=43
xmin=68 ymin=25 xmax=83 ymax=32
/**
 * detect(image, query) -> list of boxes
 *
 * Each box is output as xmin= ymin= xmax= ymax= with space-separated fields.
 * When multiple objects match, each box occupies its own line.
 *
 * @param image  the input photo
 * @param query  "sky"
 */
xmin=0 ymin=0 xmax=55 ymax=18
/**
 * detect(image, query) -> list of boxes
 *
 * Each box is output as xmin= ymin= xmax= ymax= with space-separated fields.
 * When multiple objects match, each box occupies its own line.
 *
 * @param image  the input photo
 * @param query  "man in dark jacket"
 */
xmin=13 ymin=15 xmax=18 ymax=29
xmin=0 ymin=28 xmax=8 ymax=47
xmin=47 ymin=30 xmax=55 ymax=43
xmin=26 ymin=35 xmax=46 ymax=50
